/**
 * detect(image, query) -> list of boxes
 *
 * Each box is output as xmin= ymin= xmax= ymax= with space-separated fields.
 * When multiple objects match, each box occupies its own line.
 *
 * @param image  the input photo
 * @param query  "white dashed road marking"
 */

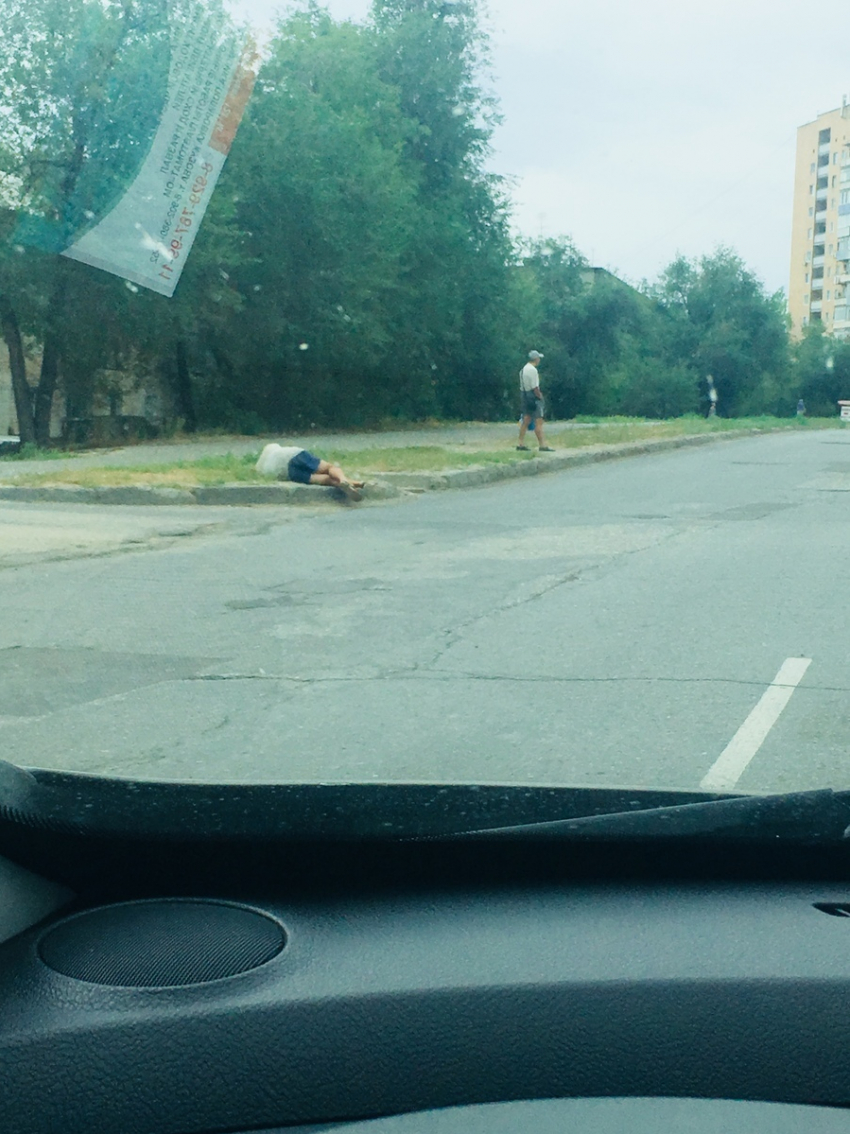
xmin=700 ymin=657 xmax=813 ymax=792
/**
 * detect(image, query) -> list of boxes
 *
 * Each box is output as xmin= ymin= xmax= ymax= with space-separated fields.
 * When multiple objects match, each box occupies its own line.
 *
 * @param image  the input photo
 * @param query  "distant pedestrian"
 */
xmin=517 ymin=350 xmax=554 ymax=451
xmin=256 ymin=443 xmax=365 ymax=501
xmin=797 ymin=399 xmax=806 ymax=417
xmin=707 ymin=376 xmax=718 ymax=418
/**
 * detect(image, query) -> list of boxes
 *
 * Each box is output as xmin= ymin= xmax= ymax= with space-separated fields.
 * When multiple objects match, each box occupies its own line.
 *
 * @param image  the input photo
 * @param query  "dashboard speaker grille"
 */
xmin=38 ymin=899 xmax=286 ymax=987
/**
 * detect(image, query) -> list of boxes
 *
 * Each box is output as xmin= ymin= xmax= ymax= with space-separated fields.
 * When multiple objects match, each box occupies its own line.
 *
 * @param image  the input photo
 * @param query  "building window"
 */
xmin=832 ymin=199 xmax=837 ymax=209
xmin=804 ymin=294 xmax=809 ymax=303
xmin=834 ymin=176 xmax=838 ymax=187
xmin=810 ymin=185 xmax=815 ymax=194
xmin=809 ymin=207 xmax=814 ymax=216
xmin=805 ymin=273 xmax=810 ymax=282
xmin=829 ymin=244 xmax=834 ymax=254
xmin=827 ymin=290 xmax=832 ymax=300
xmin=820 ymin=128 xmax=832 ymax=143
xmin=806 ymin=251 xmax=812 ymax=262
xmin=830 ymin=222 xmax=835 ymax=232
xmin=836 ymin=153 xmax=840 ymax=164
xmin=803 ymin=315 xmax=809 ymax=327
xmin=811 ymin=162 xmax=816 ymax=173
xmin=808 ymin=227 xmax=813 ymax=239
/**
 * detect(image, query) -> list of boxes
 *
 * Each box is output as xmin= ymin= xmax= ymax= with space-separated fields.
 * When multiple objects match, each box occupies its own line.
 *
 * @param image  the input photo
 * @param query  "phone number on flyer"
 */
xmin=158 ymin=163 xmax=214 ymax=285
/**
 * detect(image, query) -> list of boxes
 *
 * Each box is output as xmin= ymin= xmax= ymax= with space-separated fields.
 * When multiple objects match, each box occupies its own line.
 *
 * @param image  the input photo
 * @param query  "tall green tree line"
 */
xmin=0 ymin=0 xmax=832 ymax=441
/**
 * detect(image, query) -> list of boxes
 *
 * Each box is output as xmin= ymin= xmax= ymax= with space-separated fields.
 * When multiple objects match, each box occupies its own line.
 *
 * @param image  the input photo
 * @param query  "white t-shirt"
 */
xmin=255 ymin=443 xmax=305 ymax=479
xmin=520 ymin=363 xmax=540 ymax=392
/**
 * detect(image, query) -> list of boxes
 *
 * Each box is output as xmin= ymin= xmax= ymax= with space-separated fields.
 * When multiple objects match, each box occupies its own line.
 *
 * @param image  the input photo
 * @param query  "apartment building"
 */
xmin=789 ymin=104 xmax=850 ymax=339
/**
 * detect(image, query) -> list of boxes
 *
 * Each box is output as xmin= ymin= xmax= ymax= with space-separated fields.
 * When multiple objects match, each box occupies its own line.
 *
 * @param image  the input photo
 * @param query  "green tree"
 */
xmin=369 ymin=0 xmax=516 ymax=422
xmin=0 ymin=0 xmax=244 ymax=441
xmin=0 ymin=0 xmax=177 ymax=441
xmin=651 ymin=248 xmax=792 ymax=416
xmin=203 ymin=5 xmax=419 ymax=428
xmin=792 ymin=323 xmax=850 ymax=417
xmin=514 ymin=240 xmax=699 ymax=420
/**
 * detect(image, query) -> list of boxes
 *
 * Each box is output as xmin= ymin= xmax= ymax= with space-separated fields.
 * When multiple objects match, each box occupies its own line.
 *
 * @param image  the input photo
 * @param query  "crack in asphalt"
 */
xmin=426 ymin=570 xmax=583 ymax=667
xmin=184 ymin=671 xmax=841 ymax=691
xmin=424 ymin=520 xmax=696 ymax=669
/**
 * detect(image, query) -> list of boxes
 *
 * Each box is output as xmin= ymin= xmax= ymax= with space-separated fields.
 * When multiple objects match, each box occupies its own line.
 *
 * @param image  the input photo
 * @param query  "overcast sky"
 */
xmin=230 ymin=0 xmax=850 ymax=294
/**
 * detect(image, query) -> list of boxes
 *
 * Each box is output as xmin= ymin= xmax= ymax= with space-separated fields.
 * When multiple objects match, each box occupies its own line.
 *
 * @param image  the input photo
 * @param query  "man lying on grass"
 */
xmin=256 ymin=444 xmax=365 ymax=501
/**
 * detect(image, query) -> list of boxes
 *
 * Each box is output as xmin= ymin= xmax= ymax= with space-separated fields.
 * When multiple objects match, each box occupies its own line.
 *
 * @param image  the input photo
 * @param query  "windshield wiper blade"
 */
xmin=445 ymin=789 xmax=850 ymax=843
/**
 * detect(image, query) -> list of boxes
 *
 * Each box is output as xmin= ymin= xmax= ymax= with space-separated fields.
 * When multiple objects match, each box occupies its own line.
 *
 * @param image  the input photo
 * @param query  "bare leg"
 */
xmin=314 ymin=460 xmax=364 ymax=488
xmin=310 ymin=463 xmax=363 ymax=501
xmin=518 ymin=415 xmax=532 ymax=446
xmin=534 ymin=419 xmax=546 ymax=447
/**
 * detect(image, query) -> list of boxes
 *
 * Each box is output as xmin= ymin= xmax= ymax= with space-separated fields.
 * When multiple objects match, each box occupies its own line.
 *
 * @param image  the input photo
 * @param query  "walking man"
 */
xmin=517 ymin=350 xmax=554 ymax=451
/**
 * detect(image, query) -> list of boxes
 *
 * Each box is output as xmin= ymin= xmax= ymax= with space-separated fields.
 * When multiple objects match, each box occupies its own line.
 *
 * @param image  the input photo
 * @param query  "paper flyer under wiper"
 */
xmin=61 ymin=13 xmax=257 ymax=296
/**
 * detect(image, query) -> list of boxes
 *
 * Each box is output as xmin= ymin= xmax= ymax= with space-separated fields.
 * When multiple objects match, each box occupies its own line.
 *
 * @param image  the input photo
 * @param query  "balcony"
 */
xmin=816 ymin=190 xmax=828 ymax=202
xmin=811 ymin=300 xmax=823 ymax=312
xmin=816 ymin=210 xmax=828 ymax=223
xmin=820 ymin=142 xmax=831 ymax=155
xmin=813 ymin=255 xmax=825 ymax=268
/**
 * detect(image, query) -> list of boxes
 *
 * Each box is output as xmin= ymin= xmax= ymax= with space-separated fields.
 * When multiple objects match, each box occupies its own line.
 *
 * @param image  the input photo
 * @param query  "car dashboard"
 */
xmin=2 ymin=773 xmax=850 ymax=1133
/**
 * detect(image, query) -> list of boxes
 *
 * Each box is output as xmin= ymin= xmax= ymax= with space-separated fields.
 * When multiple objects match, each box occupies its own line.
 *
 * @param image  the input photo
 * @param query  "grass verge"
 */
xmin=6 ymin=416 xmax=839 ymax=488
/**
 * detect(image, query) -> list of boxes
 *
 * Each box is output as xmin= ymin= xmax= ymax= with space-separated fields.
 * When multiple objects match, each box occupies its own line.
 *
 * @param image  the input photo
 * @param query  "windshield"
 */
xmin=0 ymin=0 xmax=847 ymax=823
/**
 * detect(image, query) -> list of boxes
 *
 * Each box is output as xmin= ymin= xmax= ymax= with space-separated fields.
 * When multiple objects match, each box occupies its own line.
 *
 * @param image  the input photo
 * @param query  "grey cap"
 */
xmin=528 ymin=350 xmax=544 ymax=361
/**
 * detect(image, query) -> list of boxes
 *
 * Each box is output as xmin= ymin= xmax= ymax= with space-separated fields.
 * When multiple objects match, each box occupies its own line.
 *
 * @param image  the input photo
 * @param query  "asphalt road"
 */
xmin=2 ymin=428 xmax=849 ymax=794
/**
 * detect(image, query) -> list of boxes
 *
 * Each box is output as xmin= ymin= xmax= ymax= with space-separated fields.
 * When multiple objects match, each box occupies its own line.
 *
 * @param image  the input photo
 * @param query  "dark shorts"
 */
xmin=521 ymin=390 xmax=544 ymax=419
xmin=287 ymin=449 xmax=322 ymax=484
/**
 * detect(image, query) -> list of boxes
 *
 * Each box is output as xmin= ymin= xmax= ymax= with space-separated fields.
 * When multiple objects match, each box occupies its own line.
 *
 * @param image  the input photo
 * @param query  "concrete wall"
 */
xmin=0 ymin=357 xmax=15 ymax=436
xmin=0 ymin=351 xmax=65 ymax=439
xmin=0 ymin=342 xmax=168 ymax=442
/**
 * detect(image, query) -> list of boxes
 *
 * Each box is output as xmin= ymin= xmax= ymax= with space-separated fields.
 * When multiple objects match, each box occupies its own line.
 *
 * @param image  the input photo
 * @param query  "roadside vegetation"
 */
xmin=0 ymin=0 xmax=847 ymax=446
xmin=9 ymin=417 xmax=837 ymax=488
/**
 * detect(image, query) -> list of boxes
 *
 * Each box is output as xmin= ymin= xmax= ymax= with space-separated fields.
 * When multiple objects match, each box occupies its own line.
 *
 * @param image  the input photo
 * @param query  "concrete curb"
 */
xmin=0 ymin=480 xmax=403 ymax=507
xmin=377 ymin=429 xmax=770 ymax=492
xmin=0 ymin=428 xmax=774 ymax=506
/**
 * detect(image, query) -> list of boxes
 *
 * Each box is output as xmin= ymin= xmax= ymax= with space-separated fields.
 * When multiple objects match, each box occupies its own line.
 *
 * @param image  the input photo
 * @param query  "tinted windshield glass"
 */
xmin=0 ymin=0 xmax=848 ymax=806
